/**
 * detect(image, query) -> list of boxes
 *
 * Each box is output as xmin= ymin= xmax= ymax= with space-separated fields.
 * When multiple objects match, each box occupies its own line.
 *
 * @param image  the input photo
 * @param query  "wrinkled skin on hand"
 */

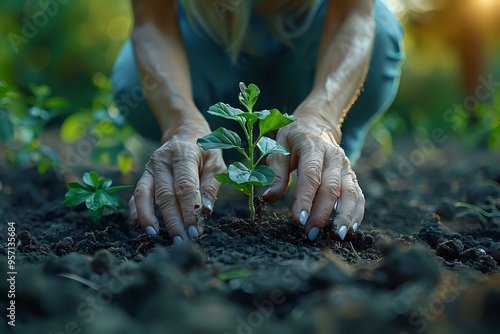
xmin=129 ymin=122 xmax=226 ymax=242
xmin=263 ymin=116 xmax=365 ymax=240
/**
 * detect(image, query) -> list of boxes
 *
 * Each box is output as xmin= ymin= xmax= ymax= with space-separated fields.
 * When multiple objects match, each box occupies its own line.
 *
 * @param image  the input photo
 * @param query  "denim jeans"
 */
xmin=111 ymin=0 xmax=404 ymax=164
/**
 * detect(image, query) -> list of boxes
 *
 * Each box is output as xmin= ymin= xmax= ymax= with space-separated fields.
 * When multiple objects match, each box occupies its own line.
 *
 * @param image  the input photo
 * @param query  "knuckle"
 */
xmin=134 ymin=183 xmax=150 ymax=198
xmin=155 ymin=186 xmax=174 ymax=208
xmin=174 ymin=178 xmax=198 ymax=197
xmin=301 ymin=161 xmax=322 ymax=187
xmin=329 ymin=178 xmax=341 ymax=196
xmin=346 ymin=183 xmax=358 ymax=199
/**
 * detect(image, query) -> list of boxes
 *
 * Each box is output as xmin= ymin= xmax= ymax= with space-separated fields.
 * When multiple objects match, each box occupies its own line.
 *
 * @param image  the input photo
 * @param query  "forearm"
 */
xmin=131 ymin=0 xmax=204 ymax=139
xmin=296 ymin=0 xmax=374 ymax=135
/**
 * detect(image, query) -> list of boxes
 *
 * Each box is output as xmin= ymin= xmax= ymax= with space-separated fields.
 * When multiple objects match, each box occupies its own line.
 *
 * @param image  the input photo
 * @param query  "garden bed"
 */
xmin=1 ymin=136 xmax=500 ymax=334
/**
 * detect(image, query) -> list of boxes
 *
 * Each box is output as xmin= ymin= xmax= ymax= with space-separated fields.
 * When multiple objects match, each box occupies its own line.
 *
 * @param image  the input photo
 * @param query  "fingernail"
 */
xmin=145 ymin=226 xmax=157 ymax=235
xmin=153 ymin=221 xmax=160 ymax=232
xmin=263 ymin=188 xmax=272 ymax=197
xmin=173 ymin=236 xmax=183 ymax=245
xmin=338 ymin=225 xmax=348 ymax=240
xmin=352 ymin=222 xmax=359 ymax=231
xmin=201 ymin=195 xmax=213 ymax=214
xmin=333 ymin=200 xmax=339 ymax=213
xmin=299 ymin=210 xmax=308 ymax=226
xmin=308 ymin=227 xmax=320 ymax=241
xmin=188 ymin=226 xmax=199 ymax=239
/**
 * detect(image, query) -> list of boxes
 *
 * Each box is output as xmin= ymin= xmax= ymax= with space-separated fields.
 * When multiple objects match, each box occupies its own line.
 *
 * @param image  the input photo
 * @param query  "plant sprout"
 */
xmin=63 ymin=171 xmax=133 ymax=222
xmin=197 ymin=82 xmax=296 ymax=221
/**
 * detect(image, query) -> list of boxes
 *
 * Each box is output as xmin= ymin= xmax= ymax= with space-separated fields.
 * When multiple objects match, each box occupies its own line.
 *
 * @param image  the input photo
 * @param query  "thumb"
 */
xmin=199 ymin=152 xmax=225 ymax=215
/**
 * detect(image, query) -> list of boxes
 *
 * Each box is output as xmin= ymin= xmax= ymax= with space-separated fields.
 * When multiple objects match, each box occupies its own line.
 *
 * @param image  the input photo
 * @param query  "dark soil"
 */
xmin=1 ymin=137 xmax=500 ymax=334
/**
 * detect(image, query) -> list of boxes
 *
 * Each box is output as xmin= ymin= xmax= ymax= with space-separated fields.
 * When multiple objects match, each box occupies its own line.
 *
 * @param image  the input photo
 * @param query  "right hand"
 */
xmin=129 ymin=120 xmax=226 ymax=244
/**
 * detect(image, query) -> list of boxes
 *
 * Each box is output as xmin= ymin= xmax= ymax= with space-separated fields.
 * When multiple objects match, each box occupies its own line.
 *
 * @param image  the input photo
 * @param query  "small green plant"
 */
xmin=197 ymin=82 xmax=296 ymax=221
xmin=63 ymin=171 xmax=133 ymax=222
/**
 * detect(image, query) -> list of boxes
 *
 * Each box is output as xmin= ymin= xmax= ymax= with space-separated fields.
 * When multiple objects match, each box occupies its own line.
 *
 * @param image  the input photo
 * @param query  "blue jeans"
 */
xmin=111 ymin=0 xmax=404 ymax=164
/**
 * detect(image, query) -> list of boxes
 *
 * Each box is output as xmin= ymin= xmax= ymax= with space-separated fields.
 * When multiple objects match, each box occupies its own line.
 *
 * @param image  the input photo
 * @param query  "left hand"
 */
xmin=263 ymin=115 xmax=365 ymax=241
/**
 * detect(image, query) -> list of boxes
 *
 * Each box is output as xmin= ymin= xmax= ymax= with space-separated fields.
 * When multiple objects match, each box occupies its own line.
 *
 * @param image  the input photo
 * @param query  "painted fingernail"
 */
xmin=352 ymin=222 xmax=359 ymax=231
xmin=145 ymin=226 xmax=157 ymax=235
xmin=202 ymin=195 xmax=213 ymax=214
xmin=308 ymin=227 xmax=320 ymax=241
xmin=173 ymin=236 xmax=183 ymax=245
xmin=299 ymin=210 xmax=308 ymax=226
xmin=338 ymin=225 xmax=348 ymax=240
xmin=188 ymin=226 xmax=199 ymax=239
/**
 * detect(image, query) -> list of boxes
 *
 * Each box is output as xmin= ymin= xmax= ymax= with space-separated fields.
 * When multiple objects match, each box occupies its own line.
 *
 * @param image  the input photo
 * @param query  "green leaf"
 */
xmin=60 ymin=111 xmax=90 ymax=143
xmin=97 ymin=189 xmax=119 ymax=209
xmin=214 ymin=172 xmax=252 ymax=196
xmin=227 ymin=162 xmax=275 ymax=186
xmin=197 ymin=127 xmax=241 ymax=150
xmin=37 ymin=159 xmax=51 ymax=174
xmin=66 ymin=181 xmax=92 ymax=191
xmin=85 ymin=192 xmax=103 ymax=211
xmin=44 ymin=97 xmax=67 ymax=109
xmin=117 ymin=153 xmax=133 ymax=175
xmin=257 ymin=137 xmax=289 ymax=159
xmin=217 ymin=268 xmax=252 ymax=281
xmin=98 ymin=178 xmax=113 ymax=190
xmin=30 ymin=84 xmax=51 ymax=99
xmin=258 ymin=109 xmax=296 ymax=136
xmin=0 ymin=108 xmax=14 ymax=143
xmin=106 ymin=184 xmax=134 ymax=193
xmin=238 ymin=82 xmax=260 ymax=111
xmin=253 ymin=110 xmax=270 ymax=120
xmin=83 ymin=171 xmax=100 ymax=189
xmin=63 ymin=188 xmax=92 ymax=207
xmin=207 ymin=102 xmax=245 ymax=127
xmin=240 ymin=112 xmax=259 ymax=128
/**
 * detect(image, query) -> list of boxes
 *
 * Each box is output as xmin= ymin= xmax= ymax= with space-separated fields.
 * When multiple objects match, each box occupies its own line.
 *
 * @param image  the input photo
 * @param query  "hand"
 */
xmin=263 ymin=116 xmax=365 ymax=241
xmin=129 ymin=120 xmax=226 ymax=244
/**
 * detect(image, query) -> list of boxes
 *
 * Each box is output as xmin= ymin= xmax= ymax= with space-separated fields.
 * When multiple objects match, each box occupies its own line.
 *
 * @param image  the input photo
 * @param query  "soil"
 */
xmin=1 ymin=136 xmax=500 ymax=334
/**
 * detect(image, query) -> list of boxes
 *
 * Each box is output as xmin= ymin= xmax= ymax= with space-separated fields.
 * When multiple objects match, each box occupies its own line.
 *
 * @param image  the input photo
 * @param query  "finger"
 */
xmin=334 ymin=170 xmax=359 ymax=240
xmin=199 ymin=152 xmax=225 ymax=215
xmin=129 ymin=195 xmax=138 ymax=222
xmin=350 ymin=179 xmax=365 ymax=232
xmin=263 ymin=144 xmax=291 ymax=203
xmin=134 ymin=168 xmax=158 ymax=232
xmin=292 ymin=141 xmax=324 ymax=226
xmin=172 ymin=148 xmax=203 ymax=239
xmin=153 ymin=159 xmax=188 ymax=241
xmin=305 ymin=155 xmax=342 ymax=241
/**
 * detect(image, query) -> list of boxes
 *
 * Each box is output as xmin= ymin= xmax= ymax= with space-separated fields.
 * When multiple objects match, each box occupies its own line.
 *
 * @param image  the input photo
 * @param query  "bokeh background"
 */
xmin=0 ymin=0 xmax=499 ymax=173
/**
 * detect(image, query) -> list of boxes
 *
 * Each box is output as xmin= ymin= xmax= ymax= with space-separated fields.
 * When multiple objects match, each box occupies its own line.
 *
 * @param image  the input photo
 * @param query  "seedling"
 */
xmin=63 ymin=171 xmax=133 ymax=222
xmin=197 ymin=82 xmax=296 ymax=221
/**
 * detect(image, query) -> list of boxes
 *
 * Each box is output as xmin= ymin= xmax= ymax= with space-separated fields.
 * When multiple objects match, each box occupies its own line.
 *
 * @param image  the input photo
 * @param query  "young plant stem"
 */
xmin=247 ymin=117 xmax=256 ymax=222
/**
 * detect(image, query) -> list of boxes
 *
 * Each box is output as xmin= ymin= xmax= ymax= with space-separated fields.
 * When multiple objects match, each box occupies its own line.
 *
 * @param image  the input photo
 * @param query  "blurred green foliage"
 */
xmin=0 ymin=0 xmax=131 ymax=110
xmin=60 ymin=76 xmax=136 ymax=175
xmin=0 ymin=82 xmax=66 ymax=173
xmin=0 ymin=0 xmax=498 ymax=176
